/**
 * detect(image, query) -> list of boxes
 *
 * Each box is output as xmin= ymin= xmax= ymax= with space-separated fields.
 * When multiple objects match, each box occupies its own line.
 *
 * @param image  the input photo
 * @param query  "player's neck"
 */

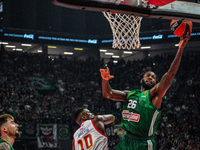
xmin=1 ymin=135 xmax=15 ymax=146
xmin=140 ymin=86 xmax=145 ymax=92
xmin=141 ymin=85 xmax=152 ymax=92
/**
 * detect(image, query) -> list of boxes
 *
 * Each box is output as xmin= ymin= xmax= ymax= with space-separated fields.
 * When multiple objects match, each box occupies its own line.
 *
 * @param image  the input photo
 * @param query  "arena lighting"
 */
xmin=37 ymin=50 xmax=42 ymax=53
xmin=64 ymin=52 xmax=73 ymax=55
xmin=113 ymin=60 xmax=118 ymax=63
xmin=123 ymin=51 xmax=132 ymax=54
xmin=175 ymin=44 xmax=179 ymax=46
xmin=16 ymin=49 xmax=22 ymax=51
xmin=0 ymin=42 xmax=8 ymax=44
xmin=105 ymin=52 xmax=114 ymax=55
xmin=99 ymin=49 xmax=107 ymax=52
xmin=112 ymin=55 xmax=120 ymax=58
xmin=141 ymin=46 xmax=151 ymax=49
xmin=74 ymin=48 xmax=83 ymax=50
xmin=5 ymin=45 xmax=16 ymax=48
xmin=48 ymin=46 xmax=57 ymax=48
xmin=21 ymin=44 xmax=32 ymax=46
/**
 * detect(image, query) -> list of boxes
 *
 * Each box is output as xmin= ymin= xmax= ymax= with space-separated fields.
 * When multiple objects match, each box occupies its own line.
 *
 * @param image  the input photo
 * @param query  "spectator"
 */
xmin=0 ymin=49 xmax=199 ymax=150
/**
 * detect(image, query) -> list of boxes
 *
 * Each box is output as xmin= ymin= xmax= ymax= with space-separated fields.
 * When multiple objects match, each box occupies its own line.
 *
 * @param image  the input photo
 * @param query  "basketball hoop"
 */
xmin=103 ymin=12 xmax=142 ymax=50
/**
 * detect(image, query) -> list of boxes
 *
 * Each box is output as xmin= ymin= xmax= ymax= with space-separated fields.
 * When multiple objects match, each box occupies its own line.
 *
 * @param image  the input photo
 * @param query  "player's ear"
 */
xmin=140 ymin=79 xmax=143 ymax=83
xmin=1 ymin=126 xmax=7 ymax=133
xmin=81 ymin=116 xmax=86 ymax=120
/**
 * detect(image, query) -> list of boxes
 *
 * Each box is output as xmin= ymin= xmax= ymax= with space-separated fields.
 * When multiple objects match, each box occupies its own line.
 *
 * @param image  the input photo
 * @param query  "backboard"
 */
xmin=53 ymin=0 xmax=200 ymax=23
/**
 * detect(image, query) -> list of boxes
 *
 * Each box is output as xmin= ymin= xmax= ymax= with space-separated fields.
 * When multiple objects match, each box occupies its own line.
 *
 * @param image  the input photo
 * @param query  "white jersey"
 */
xmin=73 ymin=120 xmax=108 ymax=150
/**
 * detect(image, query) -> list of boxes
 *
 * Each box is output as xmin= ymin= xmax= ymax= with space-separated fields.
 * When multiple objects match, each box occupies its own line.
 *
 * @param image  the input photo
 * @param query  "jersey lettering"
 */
xmin=77 ymin=134 xmax=93 ymax=150
xmin=127 ymin=99 xmax=137 ymax=109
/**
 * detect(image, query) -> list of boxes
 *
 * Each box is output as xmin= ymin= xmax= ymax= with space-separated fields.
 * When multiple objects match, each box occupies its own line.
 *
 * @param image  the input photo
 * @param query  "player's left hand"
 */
xmin=100 ymin=67 xmax=114 ymax=81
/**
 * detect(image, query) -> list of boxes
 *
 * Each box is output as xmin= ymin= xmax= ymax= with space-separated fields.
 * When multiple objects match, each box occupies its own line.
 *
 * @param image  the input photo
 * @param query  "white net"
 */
xmin=103 ymin=12 xmax=142 ymax=50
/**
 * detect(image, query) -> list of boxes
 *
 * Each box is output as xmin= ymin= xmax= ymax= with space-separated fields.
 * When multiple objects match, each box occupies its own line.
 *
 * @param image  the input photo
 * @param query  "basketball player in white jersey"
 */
xmin=72 ymin=107 xmax=115 ymax=150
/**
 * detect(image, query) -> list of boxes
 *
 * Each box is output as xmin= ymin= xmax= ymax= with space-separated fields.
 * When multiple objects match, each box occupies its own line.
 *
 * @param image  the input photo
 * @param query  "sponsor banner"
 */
xmin=27 ymin=76 xmax=55 ymax=90
xmin=129 ymin=113 xmax=140 ymax=122
xmin=57 ymin=124 xmax=70 ymax=140
xmin=122 ymin=110 xmax=140 ymax=122
xmin=37 ymin=124 xmax=57 ymax=148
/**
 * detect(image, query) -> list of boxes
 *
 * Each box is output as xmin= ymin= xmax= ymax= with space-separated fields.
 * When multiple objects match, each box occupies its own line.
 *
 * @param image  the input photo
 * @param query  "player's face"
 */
xmin=141 ymin=71 xmax=157 ymax=90
xmin=6 ymin=118 xmax=20 ymax=138
xmin=83 ymin=109 xmax=95 ymax=120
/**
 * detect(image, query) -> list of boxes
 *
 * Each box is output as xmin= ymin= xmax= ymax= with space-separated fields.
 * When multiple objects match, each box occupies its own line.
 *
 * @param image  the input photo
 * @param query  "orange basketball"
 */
xmin=170 ymin=20 xmax=193 ymax=36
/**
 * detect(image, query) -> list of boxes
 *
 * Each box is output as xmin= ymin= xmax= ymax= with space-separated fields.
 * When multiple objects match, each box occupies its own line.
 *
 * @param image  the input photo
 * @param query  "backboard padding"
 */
xmin=53 ymin=0 xmax=200 ymax=23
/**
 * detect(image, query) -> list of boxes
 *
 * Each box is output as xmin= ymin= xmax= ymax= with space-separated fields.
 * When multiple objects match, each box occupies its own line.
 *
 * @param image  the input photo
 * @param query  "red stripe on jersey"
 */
xmin=73 ymin=134 xmax=75 ymax=148
xmin=91 ymin=119 xmax=107 ymax=137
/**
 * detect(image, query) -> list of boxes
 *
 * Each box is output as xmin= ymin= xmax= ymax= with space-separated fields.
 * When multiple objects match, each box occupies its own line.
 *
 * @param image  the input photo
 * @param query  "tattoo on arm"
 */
xmin=0 ymin=143 xmax=11 ymax=150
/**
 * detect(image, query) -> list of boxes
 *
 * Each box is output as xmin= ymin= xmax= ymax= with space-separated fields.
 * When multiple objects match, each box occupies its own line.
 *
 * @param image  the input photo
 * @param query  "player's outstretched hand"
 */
xmin=100 ymin=67 xmax=114 ymax=81
xmin=179 ymin=32 xmax=191 ymax=50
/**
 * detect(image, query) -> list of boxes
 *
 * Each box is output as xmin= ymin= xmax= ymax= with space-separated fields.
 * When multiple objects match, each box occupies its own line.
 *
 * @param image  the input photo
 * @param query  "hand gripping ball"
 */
xmin=170 ymin=20 xmax=193 ymax=36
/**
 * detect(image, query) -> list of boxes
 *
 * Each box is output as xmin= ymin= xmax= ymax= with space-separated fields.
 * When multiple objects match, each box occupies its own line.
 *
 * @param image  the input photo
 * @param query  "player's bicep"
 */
xmin=153 ymin=72 xmax=173 ymax=97
xmin=97 ymin=115 xmax=115 ymax=125
xmin=0 ymin=143 xmax=11 ymax=150
xmin=109 ymin=89 xmax=128 ymax=101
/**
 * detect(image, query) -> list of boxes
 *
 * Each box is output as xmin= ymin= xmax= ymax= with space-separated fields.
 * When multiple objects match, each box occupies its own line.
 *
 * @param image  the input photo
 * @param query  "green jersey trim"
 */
xmin=148 ymin=110 xmax=160 ymax=136
xmin=0 ymin=139 xmax=15 ymax=150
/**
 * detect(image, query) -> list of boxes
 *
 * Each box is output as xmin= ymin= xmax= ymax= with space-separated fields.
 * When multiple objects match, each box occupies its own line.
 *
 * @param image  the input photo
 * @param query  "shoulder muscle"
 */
xmin=0 ymin=142 xmax=11 ymax=150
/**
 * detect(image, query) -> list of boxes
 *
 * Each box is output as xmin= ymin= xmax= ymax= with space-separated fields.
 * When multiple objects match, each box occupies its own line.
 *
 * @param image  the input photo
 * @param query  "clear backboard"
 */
xmin=53 ymin=0 xmax=200 ymax=23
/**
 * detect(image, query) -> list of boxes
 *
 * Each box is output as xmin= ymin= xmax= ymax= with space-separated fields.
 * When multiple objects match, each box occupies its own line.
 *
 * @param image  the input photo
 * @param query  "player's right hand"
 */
xmin=100 ymin=67 xmax=114 ymax=81
xmin=179 ymin=32 xmax=191 ymax=50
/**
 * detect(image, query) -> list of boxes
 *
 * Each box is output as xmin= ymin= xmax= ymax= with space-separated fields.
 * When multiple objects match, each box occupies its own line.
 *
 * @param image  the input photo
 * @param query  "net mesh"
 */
xmin=103 ymin=12 xmax=142 ymax=50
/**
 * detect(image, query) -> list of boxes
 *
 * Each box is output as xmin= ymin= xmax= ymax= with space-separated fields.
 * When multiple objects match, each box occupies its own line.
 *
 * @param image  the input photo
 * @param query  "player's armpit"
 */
xmin=0 ymin=142 xmax=11 ymax=150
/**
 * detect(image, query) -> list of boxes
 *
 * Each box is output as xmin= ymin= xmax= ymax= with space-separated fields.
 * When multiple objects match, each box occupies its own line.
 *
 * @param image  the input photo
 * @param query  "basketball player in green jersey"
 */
xmin=0 ymin=114 xmax=20 ymax=150
xmin=100 ymin=32 xmax=191 ymax=150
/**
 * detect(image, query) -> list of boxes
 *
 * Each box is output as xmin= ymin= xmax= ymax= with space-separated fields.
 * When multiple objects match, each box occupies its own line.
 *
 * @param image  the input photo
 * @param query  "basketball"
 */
xmin=170 ymin=20 xmax=193 ymax=36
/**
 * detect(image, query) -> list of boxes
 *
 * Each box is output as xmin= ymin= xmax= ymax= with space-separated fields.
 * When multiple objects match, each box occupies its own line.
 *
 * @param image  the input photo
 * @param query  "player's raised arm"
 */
xmin=151 ymin=32 xmax=191 ymax=109
xmin=97 ymin=114 xmax=115 ymax=125
xmin=100 ymin=67 xmax=128 ymax=101
xmin=93 ymin=114 xmax=115 ymax=135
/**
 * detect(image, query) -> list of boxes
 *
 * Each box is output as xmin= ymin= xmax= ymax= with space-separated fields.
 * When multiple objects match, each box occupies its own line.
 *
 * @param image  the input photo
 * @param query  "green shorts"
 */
xmin=116 ymin=133 xmax=156 ymax=150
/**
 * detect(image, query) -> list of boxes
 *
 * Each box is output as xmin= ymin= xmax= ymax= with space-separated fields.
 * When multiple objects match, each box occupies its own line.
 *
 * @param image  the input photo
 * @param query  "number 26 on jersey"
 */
xmin=127 ymin=99 xmax=137 ymax=109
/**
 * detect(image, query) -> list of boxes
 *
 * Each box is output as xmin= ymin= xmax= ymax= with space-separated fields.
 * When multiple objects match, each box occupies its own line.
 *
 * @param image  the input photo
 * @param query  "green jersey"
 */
xmin=0 ymin=139 xmax=15 ymax=150
xmin=121 ymin=89 xmax=162 ymax=137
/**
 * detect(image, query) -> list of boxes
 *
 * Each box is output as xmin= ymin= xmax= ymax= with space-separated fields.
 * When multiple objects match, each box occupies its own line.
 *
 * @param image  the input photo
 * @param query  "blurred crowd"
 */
xmin=0 ymin=50 xmax=199 ymax=149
